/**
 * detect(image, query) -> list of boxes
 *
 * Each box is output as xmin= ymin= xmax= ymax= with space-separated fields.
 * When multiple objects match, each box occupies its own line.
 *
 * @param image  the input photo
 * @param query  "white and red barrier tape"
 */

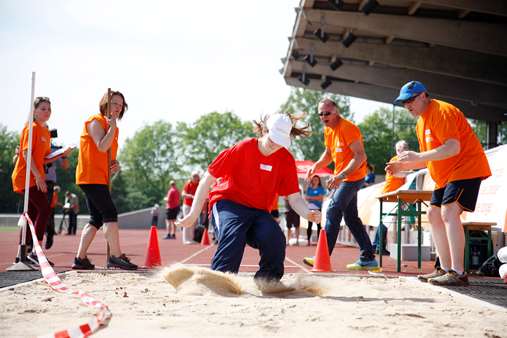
xmin=24 ymin=213 xmax=112 ymax=338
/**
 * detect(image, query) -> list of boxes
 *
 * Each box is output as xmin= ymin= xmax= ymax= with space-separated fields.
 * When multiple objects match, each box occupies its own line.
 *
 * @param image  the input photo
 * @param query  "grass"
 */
xmin=0 ymin=226 xmax=19 ymax=232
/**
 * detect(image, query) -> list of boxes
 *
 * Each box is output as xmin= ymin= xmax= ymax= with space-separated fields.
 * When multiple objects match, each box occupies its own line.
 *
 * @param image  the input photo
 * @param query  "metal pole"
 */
xmin=8 ymin=71 xmax=37 ymax=271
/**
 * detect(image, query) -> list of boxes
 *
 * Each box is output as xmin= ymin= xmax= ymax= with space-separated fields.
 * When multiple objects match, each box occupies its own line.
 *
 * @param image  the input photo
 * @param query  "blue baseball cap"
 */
xmin=394 ymin=81 xmax=427 ymax=105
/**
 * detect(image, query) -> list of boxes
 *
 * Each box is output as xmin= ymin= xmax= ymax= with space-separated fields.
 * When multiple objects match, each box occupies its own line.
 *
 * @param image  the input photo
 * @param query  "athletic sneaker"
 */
xmin=346 ymin=259 xmax=379 ymax=271
xmin=107 ymin=254 xmax=138 ymax=270
xmin=72 ymin=256 xmax=95 ymax=270
xmin=164 ymin=234 xmax=172 ymax=240
xmin=303 ymin=256 xmax=315 ymax=267
xmin=417 ymin=268 xmax=445 ymax=282
xmin=428 ymin=270 xmax=469 ymax=286
xmin=27 ymin=252 xmax=55 ymax=267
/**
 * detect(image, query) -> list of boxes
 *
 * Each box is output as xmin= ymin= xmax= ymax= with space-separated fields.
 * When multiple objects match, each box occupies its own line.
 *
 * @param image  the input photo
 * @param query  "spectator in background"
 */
xmin=305 ymin=174 xmax=326 ymax=245
xmin=150 ymin=203 xmax=160 ymax=226
xmin=363 ymin=163 xmax=376 ymax=187
xmin=64 ymin=191 xmax=79 ymax=235
xmin=372 ymin=140 xmax=410 ymax=255
xmin=44 ymin=141 xmax=69 ymax=249
xmin=164 ymin=181 xmax=180 ymax=239
xmin=46 ymin=185 xmax=61 ymax=249
xmin=285 ymin=197 xmax=301 ymax=246
xmin=181 ymin=171 xmax=200 ymax=244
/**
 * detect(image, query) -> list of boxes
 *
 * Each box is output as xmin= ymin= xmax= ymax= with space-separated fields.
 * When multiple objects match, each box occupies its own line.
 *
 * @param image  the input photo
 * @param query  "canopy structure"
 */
xmin=282 ymin=0 xmax=507 ymax=148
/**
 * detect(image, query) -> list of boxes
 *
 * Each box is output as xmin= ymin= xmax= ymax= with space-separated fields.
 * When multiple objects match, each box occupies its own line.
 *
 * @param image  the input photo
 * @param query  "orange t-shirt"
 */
xmin=382 ymin=155 xmax=405 ymax=193
xmin=324 ymin=118 xmax=366 ymax=182
xmin=183 ymin=180 xmax=199 ymax=206
xmin=11 ymin=122 xmax=51 ymax=193
xmin=416 ymin=99 xmax=491 ymax=189
xmin=75 ymin=114 xmax=118 ymax=185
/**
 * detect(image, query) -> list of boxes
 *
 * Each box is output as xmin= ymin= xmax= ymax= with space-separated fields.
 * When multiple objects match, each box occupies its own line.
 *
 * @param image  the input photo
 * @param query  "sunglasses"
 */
xmin=318 ymin=111 xmax=332 ymax=116
xmin=403 ymin=93 xmax=421 ymax=104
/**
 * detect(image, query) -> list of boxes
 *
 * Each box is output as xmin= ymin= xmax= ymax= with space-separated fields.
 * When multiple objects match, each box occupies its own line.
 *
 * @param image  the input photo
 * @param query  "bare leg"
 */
xmin=165 ymin=219 xmax=171 ymax=235
xmin=76 ymin=224 xmax=98 ymax=259
xmin=427 ymin=206 xmax=451 ymax=271
xmin=103 ymin=222 xmax=121 ymax=257
xmin=295 ymin=227 xmax=300 ymax=245
xmin=441 ymin=202 xmax=465 ymax=274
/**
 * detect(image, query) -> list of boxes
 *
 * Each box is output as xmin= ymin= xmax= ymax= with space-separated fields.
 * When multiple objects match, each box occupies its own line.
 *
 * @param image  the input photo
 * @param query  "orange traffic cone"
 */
xmin=201 ymin=227 xmax=211 ymax=246
xmin=312 ymin=229 xmax=332 ymax=272
xmin=144 ymin=225 xmax=162 ymax=268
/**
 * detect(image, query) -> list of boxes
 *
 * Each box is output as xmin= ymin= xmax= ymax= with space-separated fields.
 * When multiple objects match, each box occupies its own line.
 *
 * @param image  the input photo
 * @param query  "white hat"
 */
xmin=267 ymin=114 xmax=292 ymax=148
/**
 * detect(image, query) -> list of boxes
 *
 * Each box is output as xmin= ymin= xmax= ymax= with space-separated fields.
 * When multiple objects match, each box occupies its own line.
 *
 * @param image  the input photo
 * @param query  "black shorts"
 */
xmin=270 ymin=209 xmax=280 ymax=218
xmin=285 ymin=209 xmax=300 ymax=228
xmin=79 ymin=184 xmax=118 ymax=229
xmin=166 ymin=207 xmax=180 ymax=220
xmin=430 ymin=178 xmax=482 ymax=212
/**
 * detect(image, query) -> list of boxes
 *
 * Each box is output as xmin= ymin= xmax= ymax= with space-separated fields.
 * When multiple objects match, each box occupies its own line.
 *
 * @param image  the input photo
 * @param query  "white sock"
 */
xmin=453 ymin=269 xmax=464 ymax=275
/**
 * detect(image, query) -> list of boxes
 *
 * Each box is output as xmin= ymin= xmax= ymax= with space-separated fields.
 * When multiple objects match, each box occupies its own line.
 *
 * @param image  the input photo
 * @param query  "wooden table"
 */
xmin=377 ymin=190 xmax=433 ymax=272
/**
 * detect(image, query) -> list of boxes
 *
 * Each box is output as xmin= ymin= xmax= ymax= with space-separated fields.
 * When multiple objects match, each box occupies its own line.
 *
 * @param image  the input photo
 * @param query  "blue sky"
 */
xmin=0 ymin=0 xmax=389 ymax=148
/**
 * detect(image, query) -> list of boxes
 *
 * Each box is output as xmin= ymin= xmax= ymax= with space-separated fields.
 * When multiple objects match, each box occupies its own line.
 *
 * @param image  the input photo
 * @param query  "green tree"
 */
xmin=359 ymin=107 xmax=418 ymax=174
xmin=0 ymin=125 xmax=21 ymax=212
xmin=179 ymin=112 xmax=254 ymax=169
xmin=119 ymin=121 xmax=184 ymax=210
xmin=279 ymin=88 xmax=351 ymax=161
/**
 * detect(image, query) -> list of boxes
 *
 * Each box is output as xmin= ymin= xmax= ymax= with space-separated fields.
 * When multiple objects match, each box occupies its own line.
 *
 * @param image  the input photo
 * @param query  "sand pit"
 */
xmin=0 ymin=268 xmax=506 ymax=338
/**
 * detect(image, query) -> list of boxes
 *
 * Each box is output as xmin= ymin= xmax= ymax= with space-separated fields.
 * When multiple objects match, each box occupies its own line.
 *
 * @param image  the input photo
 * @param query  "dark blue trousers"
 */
xmin=325 ymin=179 xmax=375 ymax=261
xmin=210 ymin=199 xmax=286 ymax=281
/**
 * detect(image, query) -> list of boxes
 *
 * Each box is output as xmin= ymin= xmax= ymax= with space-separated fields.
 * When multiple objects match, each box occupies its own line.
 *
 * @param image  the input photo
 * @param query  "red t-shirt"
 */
xmin=183 ymin=180 xmax=198 ymax=206
xmin=166 ymin=187 xmax=180 ymax=209
xmin=208 ymin=138 xmax=299 ymax=211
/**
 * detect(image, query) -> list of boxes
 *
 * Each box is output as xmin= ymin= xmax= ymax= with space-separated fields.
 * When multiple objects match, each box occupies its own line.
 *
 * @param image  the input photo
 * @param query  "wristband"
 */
xmin=337 ymin=172 xmax=346 ymax=180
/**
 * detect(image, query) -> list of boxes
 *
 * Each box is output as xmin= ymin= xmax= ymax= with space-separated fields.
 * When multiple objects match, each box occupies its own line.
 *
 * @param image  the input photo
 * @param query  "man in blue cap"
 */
xmin=386 ymin=81 xmax=491 ymax=286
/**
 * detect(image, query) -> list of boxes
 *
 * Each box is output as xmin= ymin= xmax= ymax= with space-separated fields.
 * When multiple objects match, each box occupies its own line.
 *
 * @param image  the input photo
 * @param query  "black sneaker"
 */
xmin=164 ymin=234 xmax=171 ymax=240
xmin=107 ymin=254 xmax=138 ymax=270
xmin=28 ymin=252 xmax=55 ymax=267
xmin=72 ymin=256 xmax=95 ymax=270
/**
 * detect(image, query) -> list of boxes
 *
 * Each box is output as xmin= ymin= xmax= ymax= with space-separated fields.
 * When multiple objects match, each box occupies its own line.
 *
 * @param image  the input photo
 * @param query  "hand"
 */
xmin=397 ymin=151 xmax=421 ymax=162
xmin=106 ymin=115 xmax=118 ymax=129
xmin=110 ymin=160 xmax=121 ymax=174
xmin=175 ymin=214 xmax=197 ymax=228
xmin=307 ymin=210 xmax=321 ymax=224
xmin=327 ymin=174 xmax=343 ymax=189
xmin=306 ymin=164 xmax=317 ymax=180
xmin=34 ymin=174 xmax=47 ymax=193
xmin=385 ymin=162 xmax=401 ymax=176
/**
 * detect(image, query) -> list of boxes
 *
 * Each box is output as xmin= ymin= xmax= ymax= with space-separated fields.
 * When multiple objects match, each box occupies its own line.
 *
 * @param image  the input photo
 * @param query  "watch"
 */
xmin=337 ymin=172 xmax=346 ymax=180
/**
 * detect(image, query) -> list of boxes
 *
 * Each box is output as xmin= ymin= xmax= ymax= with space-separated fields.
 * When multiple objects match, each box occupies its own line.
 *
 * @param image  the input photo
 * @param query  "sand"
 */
xmin=0 ymin=268 xmax=506 ymax=338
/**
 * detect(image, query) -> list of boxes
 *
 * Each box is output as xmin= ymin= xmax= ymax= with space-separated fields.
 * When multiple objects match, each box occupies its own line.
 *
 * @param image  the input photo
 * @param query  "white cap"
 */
xmin=266 ymin=114 xmax=292 ymax=148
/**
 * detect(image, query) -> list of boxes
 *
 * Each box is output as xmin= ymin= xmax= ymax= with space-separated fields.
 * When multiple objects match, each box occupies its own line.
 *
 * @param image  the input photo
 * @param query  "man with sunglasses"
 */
xmin=304 ymin=98 xmax=379 ymax=270
xmin=386 ymin=81 xmax=491 ymax=286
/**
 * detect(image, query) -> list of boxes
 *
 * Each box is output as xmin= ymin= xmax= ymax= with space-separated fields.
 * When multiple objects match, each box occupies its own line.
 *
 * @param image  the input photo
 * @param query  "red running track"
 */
xmin=0 ymin=228 xmax=434 ymax=276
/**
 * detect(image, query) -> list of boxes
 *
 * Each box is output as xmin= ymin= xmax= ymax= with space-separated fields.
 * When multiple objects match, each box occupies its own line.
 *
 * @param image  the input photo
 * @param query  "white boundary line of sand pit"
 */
xmin=402 ymin=276 xmax=507 ymax=312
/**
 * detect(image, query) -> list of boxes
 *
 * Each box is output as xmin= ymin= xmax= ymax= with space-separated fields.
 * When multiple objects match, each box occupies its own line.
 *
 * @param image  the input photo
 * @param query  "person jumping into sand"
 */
xmin=177 ymin=113 xmax=321 ymax=282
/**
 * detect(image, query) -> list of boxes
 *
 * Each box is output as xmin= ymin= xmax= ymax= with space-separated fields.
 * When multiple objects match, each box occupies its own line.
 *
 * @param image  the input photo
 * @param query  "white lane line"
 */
xmin=285 ymin=256 xmax=311 ymax=273
xmin=179 ymin=245 xmax=214 ymax=264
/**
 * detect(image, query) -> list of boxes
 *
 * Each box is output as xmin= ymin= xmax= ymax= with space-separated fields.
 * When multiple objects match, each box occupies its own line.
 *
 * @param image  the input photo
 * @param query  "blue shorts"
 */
xmin=430 ymin=178 xmax=482 ymax=212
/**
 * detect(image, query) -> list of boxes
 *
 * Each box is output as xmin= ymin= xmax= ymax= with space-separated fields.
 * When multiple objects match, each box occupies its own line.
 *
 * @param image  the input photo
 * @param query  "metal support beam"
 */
xmin=303 ymin=10 xmax=507 ymax=57
xmin=294 ymin=38 xmax=507 ymax=86
xmin=487 ymin=121 xmax=499 ymax=149
xmin=284 ymin=76 xmax=507 ymax=122
xmin=289 ymin=60 xmax=507 ymax=109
